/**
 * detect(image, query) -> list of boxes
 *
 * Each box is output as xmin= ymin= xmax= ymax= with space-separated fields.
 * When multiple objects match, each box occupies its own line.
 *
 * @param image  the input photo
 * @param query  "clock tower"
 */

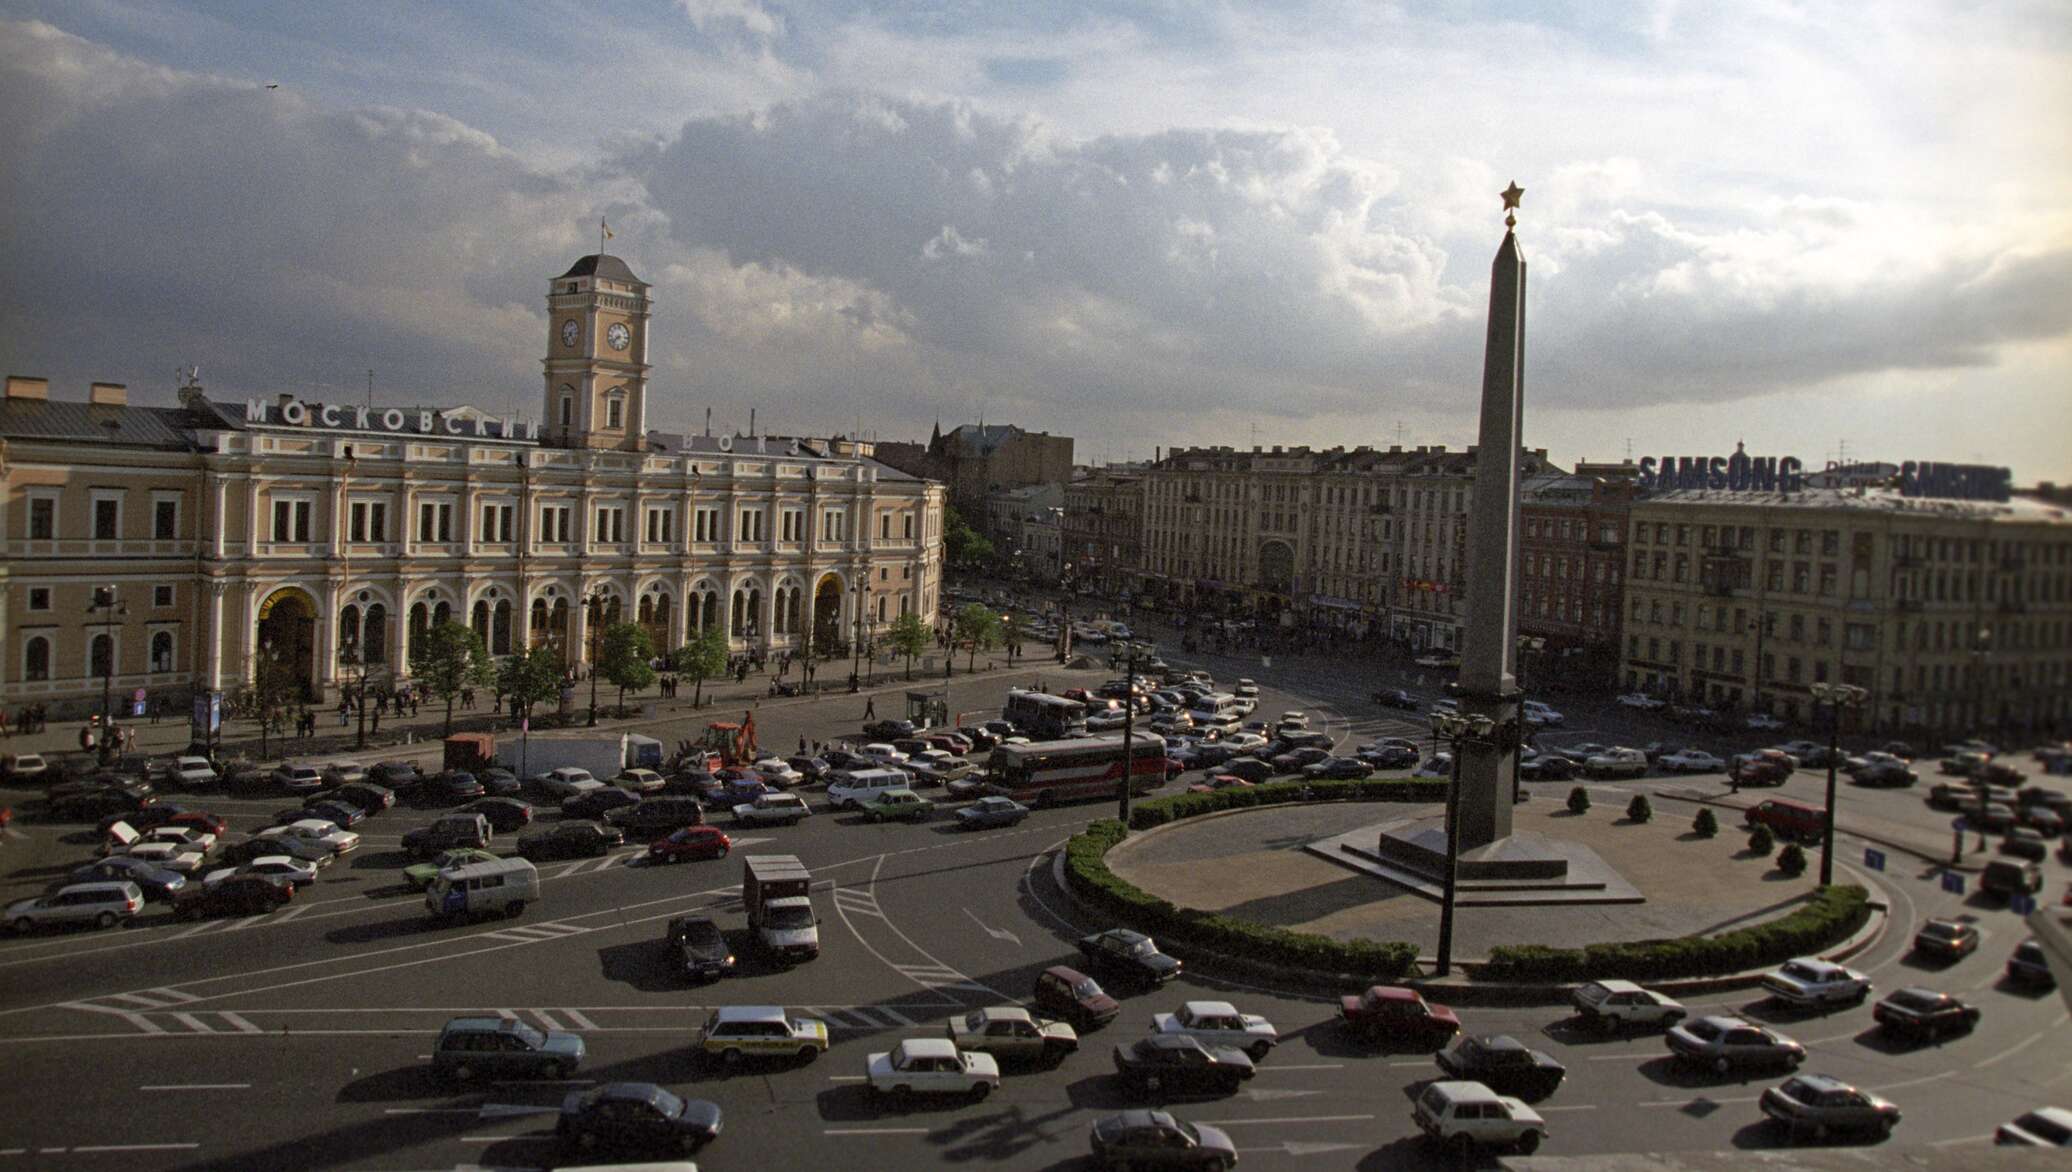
xmin=543 ymin=253 xmax=652 ymax=450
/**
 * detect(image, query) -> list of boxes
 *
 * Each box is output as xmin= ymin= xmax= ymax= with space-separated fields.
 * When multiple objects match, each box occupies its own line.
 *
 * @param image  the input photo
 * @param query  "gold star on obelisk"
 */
xmin=1501 ymin=181 xmax=1524 ymax=228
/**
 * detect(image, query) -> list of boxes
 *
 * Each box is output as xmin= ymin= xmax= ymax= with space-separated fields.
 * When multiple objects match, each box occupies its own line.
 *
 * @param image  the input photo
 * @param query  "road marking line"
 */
xmin=1641 ymin=1095 xmax=1759 ymax=1107
xmin=823 ymin=1128 xmax=928 ymax=1135
xmin=70 ymin=1145 xmax=200 ymax=1153
xmin=1537 ymin=1105 xmax=1599 ymax=1112
xmin=385 ymin=1108 xmax=476 ymax=1115
xmin=872 ymin=1005 xmax=916 ymax=1027
xmin=221 ymin=914 xmax=272 ymax=933
xmin=561 ymin=1009 xmax=598 ymax=1030
xmin=532 ymin=1009 xmax=566 ymax=1031
xmin=495 ymin=1009 xmax=518 ymax=1020
xmin=461 ymin=1135 xmax=552 ymax=1143
xmin=269 ymin=904 xmax=310 ymax=923
xmin=1261 ymin=1063 xmax=1343 ymax=1071
xmin=164 ymin=920 xmax=229 ymax=942
xmin=169 ymin=1013 xmax=216 ymax=1034
xmin=218 ymin=1012 xmax=259 ymax=1034
xmin=826 ymin=1075 xmax=867 ymax=1081
xmin=1197 ymin=1114 xmax=1374 ymax=1125
xmin=1974 ymin=1013 xmax=2068 ymax=1068
xmin=140 ymin=1083 xmax=249 ymax=1090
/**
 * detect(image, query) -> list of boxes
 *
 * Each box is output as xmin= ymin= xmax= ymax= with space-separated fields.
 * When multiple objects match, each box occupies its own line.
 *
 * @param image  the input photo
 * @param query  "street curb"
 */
xmin=1058 ymin=801 xmax=1889 ymax=1008
xmin=1645 ymin=786 xmax=1979 ymax=874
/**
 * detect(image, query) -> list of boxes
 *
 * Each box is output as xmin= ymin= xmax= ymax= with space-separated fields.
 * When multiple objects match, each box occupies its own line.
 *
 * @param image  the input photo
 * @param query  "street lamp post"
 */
xmin=1810 ymin=681 xmax=1868 ymax=887
xmin=1118 ymin=644 xmax=1141 ymax=828
xmin=1512 ymin=635 xmax=1544 ymax=806
xmin=585 ymin=591 xmax=608 ymax=726
xmin=257 ymin=637 xmax=276 ymax=760
xmin=87 ymin=585 xmax=127 ymax=763
xmin=1971 ymin=626 xmax=1992 ymax=852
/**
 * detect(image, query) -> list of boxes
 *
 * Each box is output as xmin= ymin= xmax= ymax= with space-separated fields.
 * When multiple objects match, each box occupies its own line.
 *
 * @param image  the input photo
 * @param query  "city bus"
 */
xmin=1001 ymin=690 xmax=1088 ymax=739
xmin=985 ymin=732 xmax=1168 ymax=807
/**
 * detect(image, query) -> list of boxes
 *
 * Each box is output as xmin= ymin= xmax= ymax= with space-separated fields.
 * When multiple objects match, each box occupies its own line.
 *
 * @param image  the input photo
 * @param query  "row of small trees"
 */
xmin=248 ymin=600 xmax=1027 ymax=746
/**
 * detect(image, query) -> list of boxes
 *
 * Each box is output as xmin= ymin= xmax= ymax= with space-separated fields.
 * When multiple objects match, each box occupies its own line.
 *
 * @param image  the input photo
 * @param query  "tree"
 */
xmin=672 ymin=627 xmax=729 ymax=707
xmin=249 ymin=647 xmax=300 ymax=759
xmin=1625 ymin=794 xmax=1653 ymax=823
xmin=943 ymin=505 xmax=995 ymax=566
xmin=953 ymin=602 xmax=1001 ymax=672
xmin=1776 ymin=842 xmax=1808 ymax=877
xmin=1747 ymin=824 xmax=1776 ymax=856
xmin=1692 ymin=807 xmax=1719 ymax=838
xmin=599 ymin=623 xmax=657 ymax=715
xmin=887 ymin=612 xmax=930 ymax=680
xmin=411 ymin=621 xmax=496 ymax=736
xmin=1566 ymin=785 xmax=1591 ymax=815
xmin=498 ymin=644 xmax=562 ymax=725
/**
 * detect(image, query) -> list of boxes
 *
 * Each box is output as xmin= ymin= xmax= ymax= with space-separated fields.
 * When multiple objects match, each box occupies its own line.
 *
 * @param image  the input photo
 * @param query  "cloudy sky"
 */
xmin=3 ymin=1 xmax=2068 ymax=478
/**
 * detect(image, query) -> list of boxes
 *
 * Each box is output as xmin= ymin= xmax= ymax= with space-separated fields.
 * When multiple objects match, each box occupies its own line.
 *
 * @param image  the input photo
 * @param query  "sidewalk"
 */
xmin=0 ymin=649 xmax=1059 ymax=774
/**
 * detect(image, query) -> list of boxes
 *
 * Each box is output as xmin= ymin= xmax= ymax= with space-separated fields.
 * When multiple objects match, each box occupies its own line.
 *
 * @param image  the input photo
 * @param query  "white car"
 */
xmin=1222 ymin=733 xmax=1268 ymax=754
xmin=733 ymin=792 xmax=813 ymax=827
xmin=750 ymin=758 xmax=804 ymax=788
xmin=1413 ymin=753 xmax=1454 ymax=779
xmin=1659 ymin=749 xmax=1725 ymax=773
xmin=1572 ymin=980 xmax=1687 ymax=1031
xmin=124 ymin=842 xmax=207 ymax=874
xmin=170 ymin=756 xmax=220 ymax=787
xmin=1616 ymin=693 xmax=1666 ymax=711
xmin=1997 ymin=1107 xmax=2072 ymax=1147
xmin=858 ymin=742 xmax=909 ymax=766
xmin=531 ymin=767 xmax=599 ymax=799
xmin=1522 ymin=701 xmax=1564 ymax=727
xmin=272 ymin=764 xmax=327 ymax=792
xmin=866 ymin=1038 xmax=1000 ymax=1101
xmin=1234 ymin=679 xmax=1259 ymax=698
xmin=205 ymin=856 xmax=319 ymax=888
xmin=1 ymin=752 xmax=50 ymax=783
xmin=1762 ymin=958 xmax=1872 ymax=1010
xmin=1150 ymin=1000 xmax=1279 ymax=1059
xmin=139 ymin=826 xmax=218 ymax=853
xmin=1412 ymin=1080 xmax=1547 ymax=1155
xmin=1584 ymin=748 xmax=1649 ymax=778
xmin=321 ymin=760 xmax=369 ymax=785
xmin=258 ymin=819 xmax=360 ymax=856
xmin=1745 ymin=713 xmax=1787 ymax=731
xmin=614 ymin=768 xmax=666 ymax=794
xmin=1278 ymin=711 xmax=1309 ymax=728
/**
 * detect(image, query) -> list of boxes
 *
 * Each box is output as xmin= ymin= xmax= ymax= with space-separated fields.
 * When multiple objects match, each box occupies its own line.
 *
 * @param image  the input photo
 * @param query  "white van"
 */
xmin=425 ymin=857 xmax=540 ymax=921
xmin=826 ymin=767 xmax=912 ymax=811
xmin=1188 ymin=693 xmax=1247 ymax=722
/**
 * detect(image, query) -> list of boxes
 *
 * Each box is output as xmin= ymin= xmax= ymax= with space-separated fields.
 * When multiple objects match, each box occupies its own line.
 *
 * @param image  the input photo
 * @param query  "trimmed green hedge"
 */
xmin=1069 ymin=781 xmax=1436 ymax=979
xmin=1481 ymin=885 xmax=1872 ymax=982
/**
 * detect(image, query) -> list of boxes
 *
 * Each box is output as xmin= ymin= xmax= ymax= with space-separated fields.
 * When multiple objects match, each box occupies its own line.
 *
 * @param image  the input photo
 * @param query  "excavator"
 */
xmin=677 ymin=711 xmax=759 ymax=771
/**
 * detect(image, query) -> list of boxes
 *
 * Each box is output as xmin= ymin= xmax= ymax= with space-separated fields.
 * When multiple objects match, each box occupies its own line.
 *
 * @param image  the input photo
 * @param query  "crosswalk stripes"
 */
xmin=480 ymin=920 xmax=593 ymax=945
xmin=532 ymin=1009 xmax=567 ymax=1031
xmin=831 ymin=887 xmax=884 ymax=918
xmin=806 ymin=1005 xmax=923 ymax=1030
xmin=102 ymin=987 xmax=200 ymax=1009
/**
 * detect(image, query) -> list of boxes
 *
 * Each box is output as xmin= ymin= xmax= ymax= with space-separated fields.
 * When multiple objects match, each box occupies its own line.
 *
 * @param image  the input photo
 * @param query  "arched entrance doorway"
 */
xmin=811 ymin=574 xmax=845 ymax=657
xmin=256 ymin=586 xmax=318 ymax=701
xmin=1258 ymin=539 xmax=1296 ymax=597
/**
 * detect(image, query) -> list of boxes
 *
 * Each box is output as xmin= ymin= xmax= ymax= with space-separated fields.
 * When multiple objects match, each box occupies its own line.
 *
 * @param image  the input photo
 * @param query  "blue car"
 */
xmin=955 ymin=796 xmax=1031 ymax=830
xmin=69 ymin=857 xmax=187 ymax=902
xmin=557 ymin=1082 xmax=721 ymax=1155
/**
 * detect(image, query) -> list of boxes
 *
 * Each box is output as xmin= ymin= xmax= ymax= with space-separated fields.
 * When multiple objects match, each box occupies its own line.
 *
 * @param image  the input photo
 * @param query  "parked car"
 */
xmin=946 ymin=1006 xmax=1078 ymax=1066
xmin=1111 ymin=1034 xmax=1253 ymax=1096
xmin=69 ymin=857 xmax=187 ymax=902
xmin=301 ymin=799 xmax=367 ymax=829
xmin=1982 ymin=858 xmax=2044 ymax=899
xmin=1745 ymin=799 xmax=1827 ymax=843
xmin=475 ymin=768 xmax=521 ymax=797
xmin=1035 ymin=965 xmax=1121 ymax=1029
xmin=1412 ymin=1080 xmax=1547 ymax=1155
xmin=1088 ymin=1109 xmax=1237 ymax=1171
xmin=668 ymin=915 xmax=735 ymax=982
xmin=606 ymin=795 xmax=709 ymax=838
xmin=271 ymin=764 xmax=327 ymax=793
xmin=1760 ymin=1073 xmax=1901 ymax=1142
xmin=1746 ymin=713 xmax=1787 ymax=731
xmin=1519 ymin=754 xmax=1575 ymax=781
xmin=1340 ymin=985 xmax=1461 ymax=1050
xmin=331 ymin=781 xmax=397 ymax=813
xmin=614 ymin=768 xmax=666 ymax=795
xmin=646 ymin=825 xmax=732 ymax=864
xmin=1079 ymin=929 xmax=1183 ymax=987
xmin=1571 ymin=980 xmax=1686 ymax=1032
xmin=1996 ymin=1107 xmax=2072 ymax=1147
xmin=699 ymin=1005 xmax=828 ymax=1064
xmin=2001 ymin=827 xmax=2051 ymax=861
xmin=47 ymin=782 xmax=158 ymax=820
xmin=401 ymin=813 xmax=493 ymax=857
xmin=1617 ymin=693 xmax=1667 ymax=711
xmin=731 ymin=792 xmax=812 ymax=827
xmin=403 ymin=847 xmax=499 ymax=890
xmin=203 ymin=855 xmax=319 ymax=889
xmin=420 ymin=771 xmax=487 ymax=804
xmin=868 ymin=1037 xmax=1000 ymax=1102
xmin=457 ymin=797 xmax=533 ymax=833
xmin=554 ymin=1082 xmax=721 ymax=1155
xmin=2006 ymin=938 xmax=2056 ymax=988
xmin=5 ymin=881 xmax=144 ymax=932
xmin=1659 ymin=748 xmax=1725 ymax=773
xmin=1584 ymin=748 xmax=1650 ymax=778
xmin=1151 ymin=1000 xmax=1278 ymax=1060
xmin=1372 ymin=688 xmax=1420 ymax=710
xmin=1302 ymin=756 xmax=1374 ymax=781
xmin=1872 ymin=987 xmax=1980 ymax=1041
xmin=530 ymin=767 xmax=600 ymax=799
xmin=173 ymin=873 xmax=293 ymax=920
xmin=1667 ymin=1016 xmax=1805 ymax=1073
xmin=561 ymin=786 xmax=641 ymax=821
xmin=517 ymin=822 xmax=623 ymax=860
xmin=861 ymin=787 xmax=934 ymax=823
xmin=257 ymin=818 xmax=358 ymax=856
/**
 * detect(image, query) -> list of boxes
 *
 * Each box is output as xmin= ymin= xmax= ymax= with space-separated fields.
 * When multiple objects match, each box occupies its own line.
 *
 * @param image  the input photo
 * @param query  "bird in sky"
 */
xmin=265 ymin=82 xmax=280 ymax=89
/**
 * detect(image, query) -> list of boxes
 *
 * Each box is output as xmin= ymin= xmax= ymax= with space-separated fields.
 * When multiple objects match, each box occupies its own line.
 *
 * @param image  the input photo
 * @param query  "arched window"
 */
xmin=339 ymin=604 xmax=362 ymax=656
xmin=150 ymin=631 xmax=175 ymax=673
xmin=432 ymin=600 xmax=452 ymax=627
xmin=606 ymin=395 xmax=624 ymax=429
xmin=530 ymin=597 xmax=548 ymax=637
xmin=560 ymin=387 xmax=575 ymax=429
xmin=492 ymin=599 xmax=513 ymax=655
xmin=472 ymin=600 xmax=490 ymax=644
xmin=877 ymin=595 xmax=887 ymax=622
xmin=363 ymin=604 xmax=387 ymax=663
xmin=23 ymin=636 xmax=50 ymax=682
xmin=89 ymin=633 xmax=114 ymax=679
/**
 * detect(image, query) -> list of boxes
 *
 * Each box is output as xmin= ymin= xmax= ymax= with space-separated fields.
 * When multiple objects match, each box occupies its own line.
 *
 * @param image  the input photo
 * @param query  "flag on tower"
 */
xmin=601 ymin=217 xmax=614 ymax=240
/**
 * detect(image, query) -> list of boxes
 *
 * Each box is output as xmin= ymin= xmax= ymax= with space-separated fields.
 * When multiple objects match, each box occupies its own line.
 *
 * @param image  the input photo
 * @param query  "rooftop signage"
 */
xmin=1900 ymin=461 xmax=2012 ymax=503
xmin=1638 ymin=452 xmax=1804 ymax=493
xmin=244 ymin=398 xmax=539 ymax=441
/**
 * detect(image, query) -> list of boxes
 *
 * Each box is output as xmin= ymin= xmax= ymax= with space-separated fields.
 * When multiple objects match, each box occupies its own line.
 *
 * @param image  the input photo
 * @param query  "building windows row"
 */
xmin=20 ymin=630 xmax=176 ymax=682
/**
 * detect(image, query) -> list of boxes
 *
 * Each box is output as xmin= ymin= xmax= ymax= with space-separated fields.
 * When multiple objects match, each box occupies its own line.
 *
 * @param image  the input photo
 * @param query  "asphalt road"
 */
xmin=0 ymin=650 xmax=2064 ymax=1170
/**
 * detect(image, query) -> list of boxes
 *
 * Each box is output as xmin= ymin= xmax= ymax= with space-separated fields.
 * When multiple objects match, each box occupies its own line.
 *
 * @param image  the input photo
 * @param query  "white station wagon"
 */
xmin=1150 ymin=1000 xmax=1279 ymax=1059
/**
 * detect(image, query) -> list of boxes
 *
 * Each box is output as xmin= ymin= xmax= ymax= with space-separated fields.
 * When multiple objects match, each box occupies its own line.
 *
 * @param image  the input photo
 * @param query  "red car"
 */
xmin=164 ymin=810 xmax=229 ymax=837
xmin=924 ymin=733 xmax=971 ymax=756
xmin=1340 ymin=985 xmax=1461 ymax=1049
xmin=647 ymin=825 xmax=732 ymax=864
xmin=1187 ymin=775 xmax=1254 ymax=795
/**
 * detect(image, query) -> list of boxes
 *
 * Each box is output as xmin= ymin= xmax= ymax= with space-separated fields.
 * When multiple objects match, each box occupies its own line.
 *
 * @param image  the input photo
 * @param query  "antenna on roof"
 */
xmin=367 ymin=369 xmax=374 ymax=409
xmin=704 ymin=407 xmax=712 ymax=438
xmin=750 ymin=407 xmax=756 ymax=438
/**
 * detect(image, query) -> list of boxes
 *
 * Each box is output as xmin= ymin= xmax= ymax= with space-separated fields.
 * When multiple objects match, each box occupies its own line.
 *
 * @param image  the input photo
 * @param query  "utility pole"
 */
xmin=1118 ymin=644 xmax=1140 ymax=828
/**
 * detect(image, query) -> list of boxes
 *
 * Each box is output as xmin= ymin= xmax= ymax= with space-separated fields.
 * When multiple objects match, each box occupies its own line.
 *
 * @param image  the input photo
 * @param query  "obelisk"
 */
xmin=1453 ymin=182 xmax=1528 ymax=849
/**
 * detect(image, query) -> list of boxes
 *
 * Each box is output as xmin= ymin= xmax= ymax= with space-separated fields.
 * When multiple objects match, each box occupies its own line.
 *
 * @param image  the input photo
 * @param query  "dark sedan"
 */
xmin=1359 ymin=744 xmax=1419 ymax=770
xmin=173 ymin=873 xmax=293 ymax=920
xmin=96 ymin=803 xmax=201 ymax=836
xmin=69 ymin=857 xmax=188 ymax=902
xmin=1089 ymin=1110 xmax=1237 ymax=1171
xmin=556 ymin=1082 xmax=721 ymax=1155
xmin=518 ymin=822 xmax=624 ymax=861
xmin=1873 ymin=987 xmax=1980 ymax=1041
xmin=1302 ymin=756 xmax=1375 ymax=781
xmin=1434 ymin=1034 xmax=1567 ymax=1099
xmin=301 ymin=800 xmax=367 ymax=829
xmin=1079 ymin=929 xmax=1183 ymax=987
xmin=48 ymin=784 xmax=158 ymax=820
xmin=785 ymin=756 xmax=832 ymax=784
xmin=421 ymin=771 xmax=487 ymax=804
xmin=475 ymin=768 xmax=522 ymax=797
xmin=1220 ymin=758 xmax=1273 ymax=785
xmin=955 ymin=725 xmax=1000 ymax=751
xmin=1520 ymin=754 xmax=1577 ymax=781
xmin=561 ymin=787 xmax=641 ymax=821
xmin=221 ymin=834 xmax=333 ymax=868
xmin=1111 ymin=1035 xmax=1254 ymax=1097
xmin=1372 ymin=688 xmax=1421 ymax=710
xmin=328 ymin=782 xmax=396 ymax=813
xmin=1269 ymin=747 xmax=1331 ymax=774
xmin=668 ymin=914 xmax=735 ymax=981
xmin=458 ymin=797 xmax=534 ymax=833
xmin=1911 ymin=919 xmax=1980 ymax=962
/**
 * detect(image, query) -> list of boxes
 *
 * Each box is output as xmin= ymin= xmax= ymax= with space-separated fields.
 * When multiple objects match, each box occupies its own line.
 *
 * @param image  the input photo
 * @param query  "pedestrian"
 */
xmin=864 ymin=696 xmax=876 ymax=720
xmin=149 ymin=696 xmax=162 ymax=724
xmin=78 ymin=723 xmax=94 ymax=752
xmin=370 ymin=707 xmax=381 ymax=735
xmin=339 ymin=702 xmax=350 ymax=728
xmin=798 ymin=735 xmax=807 ymax=755
xmin=123 ymin=725 xmax=137 ymax=753
xmin=0 ymin=708 xmax=9 ymax=739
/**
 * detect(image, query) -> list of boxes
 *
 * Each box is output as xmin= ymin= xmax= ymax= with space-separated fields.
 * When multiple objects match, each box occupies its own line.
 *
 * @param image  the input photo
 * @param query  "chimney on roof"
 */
xmin=5 ymin=375 xmax=49 ymax=401
xmin=89 ymin=382 xmax=128 ymax=406
xmin=277 ymin=393 xmax=296 ymax=411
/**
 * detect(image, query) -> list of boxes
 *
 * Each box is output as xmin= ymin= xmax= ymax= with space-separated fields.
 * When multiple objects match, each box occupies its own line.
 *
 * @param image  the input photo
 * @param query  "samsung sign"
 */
xmin=1638 ymin=452 xmax=1805 ymax=493
xmin=245 ymin=398 xmax=539 ymax=441
xmin=1899 ymin=461 xmax=2012 ymax=502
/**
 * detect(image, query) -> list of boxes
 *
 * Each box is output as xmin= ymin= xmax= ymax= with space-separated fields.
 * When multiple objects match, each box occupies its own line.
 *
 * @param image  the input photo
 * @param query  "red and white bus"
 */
xmin=985 ymin=732 xmax=1167 ymax=807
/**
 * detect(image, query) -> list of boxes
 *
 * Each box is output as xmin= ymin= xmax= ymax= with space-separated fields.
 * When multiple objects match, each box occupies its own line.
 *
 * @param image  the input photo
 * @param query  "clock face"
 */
xmin=607 ymin=322 xmax=630 ymax=351
xmin=561 ymin=319 xmax=580 ymax=348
